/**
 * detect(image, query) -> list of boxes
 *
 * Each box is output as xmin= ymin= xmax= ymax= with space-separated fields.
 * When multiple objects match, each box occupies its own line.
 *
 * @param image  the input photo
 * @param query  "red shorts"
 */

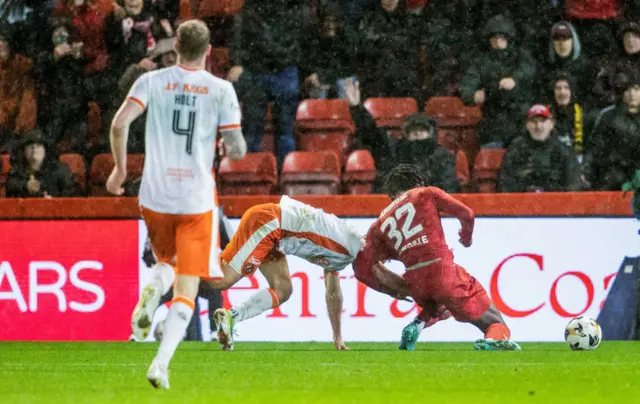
xmin=403 ymin=260 xmax=491 ymax=322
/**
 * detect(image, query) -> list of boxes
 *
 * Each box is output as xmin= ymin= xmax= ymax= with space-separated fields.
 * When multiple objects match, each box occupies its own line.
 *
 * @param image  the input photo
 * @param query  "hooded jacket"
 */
xmin=6 ymin=130 xmax=76 ymax=197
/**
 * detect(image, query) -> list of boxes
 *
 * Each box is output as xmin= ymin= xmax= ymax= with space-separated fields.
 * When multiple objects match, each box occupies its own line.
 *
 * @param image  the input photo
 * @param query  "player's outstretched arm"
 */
xmin=106 ymin=99 xmax=144 ymax=195
xmin=427 ymin=187 xmax=475 ymax=247
xmin=324 ymin=270 xmax=348 ymax=350
xmin=221 ymin=128 xmax=247 ymax=160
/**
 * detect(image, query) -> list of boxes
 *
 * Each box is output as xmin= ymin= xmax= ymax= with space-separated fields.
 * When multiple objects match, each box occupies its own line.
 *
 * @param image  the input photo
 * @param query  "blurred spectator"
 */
xmin=6 ymin=129 xmax=76 ymax=197
xmin=499 ymin=104 xmax=582 ymax=193
xmin=117 ymin=36 xmax=177 ymax=153
xmin=392 ymin=113 xmax=459 ymax=192
xmin=145 ymin=0 xmax=178 ymax=29
xmin=228 ymin=0 xmax=312 ymax=166
xmin=584 ymin=74 xmax=640 ymax=191
xmin=304 ymin=1 xmax=358 ymax=99
xmin=35 ymin=16 xmax=88 ymax=153
xmin=342 ymin=79 xmax=393 ymax=190
xmin=105 ymin=0 xmax=170 ymax=80
xmin=593 ymin=22 xmax=640 ymax=107
xmin=0 ymin=23 xmax=37 ymax=152
xmin=565 ymin=0 xmax=619 ymax=60
xmin=540 ymin=21 xmax=593 ymax=104
xmin=460 ymin=14 xmax=536 ymax=148
xmin=359 ymin=0 xmax=422 ymax=103
xmin=547 ymin=72 xmax=597 ymax=164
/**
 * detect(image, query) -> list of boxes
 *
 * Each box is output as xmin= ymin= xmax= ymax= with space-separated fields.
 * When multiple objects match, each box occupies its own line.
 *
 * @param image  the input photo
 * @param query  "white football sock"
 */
xmin=230 ymin=288 xmax=278 ymax=323
xmin=154 ymin=297 xmax=194 ymax=367
xmin=151 ymin=263 xmax=175 ymax=295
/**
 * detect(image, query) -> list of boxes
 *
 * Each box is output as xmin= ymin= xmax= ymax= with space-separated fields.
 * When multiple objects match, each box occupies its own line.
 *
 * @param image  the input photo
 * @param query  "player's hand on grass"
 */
xmin=334 ymin=337 xmax=349 ymax=351
xmin=458 ymin=229 xmax=472 ymax=247
xmin=106 ymin=167 xmax=127 ymax=196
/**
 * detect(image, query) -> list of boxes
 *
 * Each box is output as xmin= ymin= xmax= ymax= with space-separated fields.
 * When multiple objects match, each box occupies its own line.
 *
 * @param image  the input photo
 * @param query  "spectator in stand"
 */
xmin=304 ymin=1 xmax=358 ymax=100
xmin=359 ymin=0 xmax=422 ymax=103
xmin=342 ymin=79 xmax=393 ymax=190
xmin=0 ymin=23 xmax=37 ymax=153
xmin=392 ymin=113 xmax=459 ymax=193
xmin=460 ymin=14 xmax=536 ymax=149
xmin=564 ymin=0 xmax=618 ymax=59
xmin=105 ymin=0 xmax=170 ymax=81
xmin=35 ymin=16 xmax=89 ymax=153
xmin=499 ymin=104 xmax=582 ymax=193
xmin=594 ymin=22 xmax=640 ymax=108
xmin=584 ymin=73 xmax=640 ymax=191
xmin=6 ymin=129 xmax=76 ymax=198
xmin=540 ymin=21 xmax=593 ymax=104
xmin=227 ymin=0 xmax=312 ymax=167
xmin=547 ymin=72 xmax=597 ymax=164
xmin=117 ymin=36 xmax=177 ymax=153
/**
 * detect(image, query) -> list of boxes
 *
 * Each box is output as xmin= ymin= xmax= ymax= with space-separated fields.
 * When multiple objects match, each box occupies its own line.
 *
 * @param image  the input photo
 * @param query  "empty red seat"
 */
xmin=59 ymin=153 xmax=87 ymax=194
xmin=280 ymin=151 xmax=341 ymax=195
xmin=472 ymin=149 xmax=506 ymax=193
xmin=218 ymin=152 xmax=277 ymax=195
xmin=296 ymin=99 xmax=354 ymax=131
xmin=343 ymin=150 xmax=376 ymax=195
xmin=0 ymin=154 xmax=10 ymax=197
xmin=90 ymin=153 xmax=144 ymax=196
xmin=455 ymin=150 xmax=470 ymax=192
xmin=297 ymin=130 xmax=352 ymax=164
xmin=363 ymin=97 xmax=418 ymax=129
xmin=208 ymin=47 xmax=230 ymax=78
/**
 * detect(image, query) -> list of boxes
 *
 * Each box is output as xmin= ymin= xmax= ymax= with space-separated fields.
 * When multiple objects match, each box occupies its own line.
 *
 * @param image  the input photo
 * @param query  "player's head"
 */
xmin=384 ymin=164 xmax=426 ymax=199
xmin=175 ymin=20 xmax=211 ymax=63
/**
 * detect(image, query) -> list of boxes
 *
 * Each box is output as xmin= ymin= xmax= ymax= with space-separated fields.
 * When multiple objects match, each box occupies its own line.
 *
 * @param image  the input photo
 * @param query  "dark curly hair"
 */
xmin=383 ymin=164 xmax=427 ymax=198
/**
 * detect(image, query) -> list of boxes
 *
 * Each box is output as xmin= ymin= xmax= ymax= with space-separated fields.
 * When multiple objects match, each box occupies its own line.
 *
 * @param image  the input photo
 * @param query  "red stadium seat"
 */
xmin=455 ymin=150 xmax=470 ymax=192
xmin=217 ymin=152 xmax=277 ymax=195
xmin=90 ymin=153 xmax=144 ymax=196
xmin=182 ymin=0 xmax=243 ymax=19
xmin=280 ymin=151 xmax=341 ymax=195
xmin=363 ymin=97 xmax=418 ymax=130
xmin=297 ymin=130 xmax=352 ymax=164
xmin=59 ymin=153 xmax=87 ymax=194
xmin=208 ymin=47 xmax=230 ymax=78
xmin=472 ymin=149 xmax=506 ymax=193
xmin=0 ymin=154 xmax=11 ymax=197
xmin=425 ymin=96 xmax=481 ymax=164
xmin=343 ymin=150 xmax=376 ymax=195
xmin=296 ymin=99 xmax=354 ymax=131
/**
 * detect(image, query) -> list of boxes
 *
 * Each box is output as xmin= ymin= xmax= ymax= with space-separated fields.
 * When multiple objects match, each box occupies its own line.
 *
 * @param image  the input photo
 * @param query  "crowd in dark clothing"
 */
xmin=1 ymin=0 xmax=640 ymax=196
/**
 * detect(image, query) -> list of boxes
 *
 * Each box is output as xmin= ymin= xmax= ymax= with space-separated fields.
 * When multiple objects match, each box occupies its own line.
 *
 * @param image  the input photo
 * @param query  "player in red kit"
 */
xmin=353 ymin=165 xmax=521 ymax=351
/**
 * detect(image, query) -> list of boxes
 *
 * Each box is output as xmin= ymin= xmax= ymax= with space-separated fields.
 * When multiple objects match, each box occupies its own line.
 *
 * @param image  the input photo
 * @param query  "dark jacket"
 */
xmin=349 ymin=104 xmax=393 ymax=190
xmin=391 ymin=138 xmax=459 ymax=193
xmin=550 ymin=102 xmax=596 ymax=160
xmin=460 ymin=15 xmax=536 ymax=146
xmin=499 ymin=134 xmax=582 ymax=192
xmin=584 ymin=104 xmax=640 ymax=190
xmin=230 ymin=0 xmax=311 ymax=73
xmin=6 ymin=133 xmax=76 ymax=197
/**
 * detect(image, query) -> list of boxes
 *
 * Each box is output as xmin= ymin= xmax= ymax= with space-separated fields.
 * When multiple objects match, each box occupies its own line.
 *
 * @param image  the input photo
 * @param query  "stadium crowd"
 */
xmin=0 ymin=0 xmax=639 ymax=197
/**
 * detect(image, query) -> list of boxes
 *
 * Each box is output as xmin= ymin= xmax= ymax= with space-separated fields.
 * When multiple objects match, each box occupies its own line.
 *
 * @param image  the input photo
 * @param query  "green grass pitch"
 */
xmin=1 ymin=342 xmax=639 ymax=403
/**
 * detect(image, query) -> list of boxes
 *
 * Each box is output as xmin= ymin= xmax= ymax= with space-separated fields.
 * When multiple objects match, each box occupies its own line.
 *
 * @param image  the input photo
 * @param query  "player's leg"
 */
xmin=400 ymin=300 xmax=451 ymax=351
xmin=147 ymin=210 xmax=213 ymax=388
xmin=211 ymin=204 xmax=282 ymax=350
xmin=437 ymin=263 xmax=520 ymax=351
xmin=132 ymin=208 xmax=178 ymax=341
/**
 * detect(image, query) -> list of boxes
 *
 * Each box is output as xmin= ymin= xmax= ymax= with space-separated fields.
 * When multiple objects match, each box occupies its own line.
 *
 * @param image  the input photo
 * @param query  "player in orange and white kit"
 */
xmin=209 ymin=195 xmax=363 ymax=351
xmin=105 ymin=20 xmax=246 ymax=389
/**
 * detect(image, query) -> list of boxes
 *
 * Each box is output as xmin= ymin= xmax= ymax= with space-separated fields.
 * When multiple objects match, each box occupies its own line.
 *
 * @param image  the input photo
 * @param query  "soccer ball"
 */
xmin=564 ymin=316 xmax=602 ymax=351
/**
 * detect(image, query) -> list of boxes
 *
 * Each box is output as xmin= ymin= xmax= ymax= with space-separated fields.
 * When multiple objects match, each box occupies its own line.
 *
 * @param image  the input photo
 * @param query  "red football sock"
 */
xmin=485 ymin=323 xmax=511 ymax=340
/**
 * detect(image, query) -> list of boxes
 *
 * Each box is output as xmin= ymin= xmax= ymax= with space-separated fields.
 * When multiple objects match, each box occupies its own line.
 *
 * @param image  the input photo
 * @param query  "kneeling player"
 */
xmin=210 ymin=195 xmax=362 ymax=351
xmin=353 ymin=165 xmax=520 ymax=351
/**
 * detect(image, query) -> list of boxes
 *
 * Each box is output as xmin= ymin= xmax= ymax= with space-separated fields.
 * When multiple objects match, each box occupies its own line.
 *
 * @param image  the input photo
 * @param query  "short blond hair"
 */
xmin=175 ymin=20 xmax=210 ymax=62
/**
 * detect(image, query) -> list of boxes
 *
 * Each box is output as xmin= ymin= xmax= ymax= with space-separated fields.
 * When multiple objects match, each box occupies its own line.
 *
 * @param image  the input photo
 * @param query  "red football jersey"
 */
xmin=354 ymin=187 xmax=475 ymax=275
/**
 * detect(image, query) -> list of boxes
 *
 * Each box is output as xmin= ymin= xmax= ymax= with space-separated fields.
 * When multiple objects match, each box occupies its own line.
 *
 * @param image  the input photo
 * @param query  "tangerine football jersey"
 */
xmin=126 ymin=65 xmax=241 ymax=214
xmin=278 ymin=196 xmax=363 ymax=271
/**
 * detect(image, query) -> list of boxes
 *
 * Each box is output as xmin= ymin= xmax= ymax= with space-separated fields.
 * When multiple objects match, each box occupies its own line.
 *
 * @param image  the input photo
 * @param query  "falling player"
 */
xmin=210 ymin=195 xmax=363 ymax=351
xmin=352 ymin=165 xmax=521 ymax=351
xmin=106 ymin=20 xmax=247 ymax=389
